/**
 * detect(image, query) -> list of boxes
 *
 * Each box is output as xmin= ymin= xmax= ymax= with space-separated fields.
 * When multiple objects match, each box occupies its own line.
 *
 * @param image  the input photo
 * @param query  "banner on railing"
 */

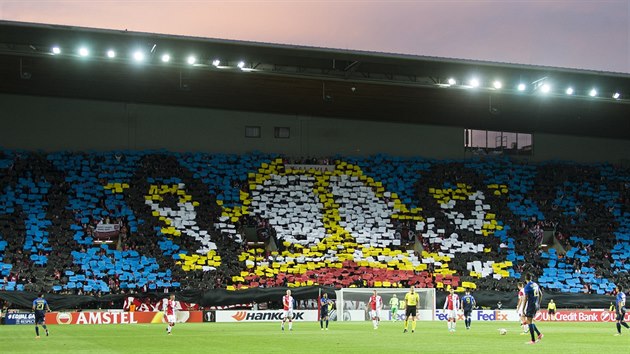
xmin=343 ymin=309 xmax=434 ymax=322
xmin=434 ymin=309 xmax=519 ymax=322
xmin=4 ymin=311 xmax=36 ymax=325
xmin=0 ymin=286 xmax=336 ymax=311
xmin=123 ymin=297 xmax=199 ymax=312
xmin=94 ymin=224 xmax=120 ymax=241
xmin=285 ymin=164 xmax=335 ymax=172
xmin=45 ymin=311 xmax=202 ymax=325
xmin=535 ymin=310 xmax=629 ymax=322
xmin=215 ymin=309 xmax=319 ymax=322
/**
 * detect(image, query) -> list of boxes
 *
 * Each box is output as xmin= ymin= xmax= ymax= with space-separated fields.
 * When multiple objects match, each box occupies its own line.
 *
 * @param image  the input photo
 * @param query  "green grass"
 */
xmin=2 ymin=321 xmax=629 ymax=353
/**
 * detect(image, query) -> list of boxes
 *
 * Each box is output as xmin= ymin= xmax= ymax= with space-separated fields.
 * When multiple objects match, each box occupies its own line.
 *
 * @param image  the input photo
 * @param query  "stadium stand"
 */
xmin=0 ymin=149 xmax=628 ymax=296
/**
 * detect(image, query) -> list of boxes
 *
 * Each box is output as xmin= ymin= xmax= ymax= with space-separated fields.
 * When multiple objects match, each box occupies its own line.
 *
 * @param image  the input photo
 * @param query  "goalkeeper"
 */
xmin=389 ymin=294 xmax=399 ymax=321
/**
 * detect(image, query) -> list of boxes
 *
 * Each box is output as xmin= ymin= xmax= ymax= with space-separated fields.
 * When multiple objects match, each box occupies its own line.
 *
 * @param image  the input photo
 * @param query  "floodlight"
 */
xmin=237 ymin=61 xmax=246 ymax=69
xmin=212 ymin=59 xmax=221 ymax=67
xmin=589 ymin=89 xmax=597 ymax=97
xmin=565 ymin=87 xmax=574 ymax=95
xmin=187 ymin=56 xmax=196 ymax=65
xmin=447 ymin=78 xmax=456 ymax=85
xmin=517 ymin=83 xmax=526 ymax=91
xmin=52 ymin=46 xmax=61 ymax=55
xmin=469 ymin=78 xmax=480 ymax=88
xmin=107 ymin=50 xmax=116 ymax=58
xmin=540 ymin=84 xmax=550 ymax=93
xmin=133 ymin=51 xmax=145 ymax=62
xmin=78 ymin=47 xmax=89 ymax=57
xmin=612 ymin=92 xmax=620 ymax=99
xmin=161 ymin=54 xmax=170 ymax=62
xmin=493 ymin=81 xmax=502 ymax=89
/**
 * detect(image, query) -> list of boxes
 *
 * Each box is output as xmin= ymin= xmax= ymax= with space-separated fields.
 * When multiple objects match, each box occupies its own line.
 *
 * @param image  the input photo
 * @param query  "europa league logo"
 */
xmin=56 ymin=312 xmax=73 ymax=325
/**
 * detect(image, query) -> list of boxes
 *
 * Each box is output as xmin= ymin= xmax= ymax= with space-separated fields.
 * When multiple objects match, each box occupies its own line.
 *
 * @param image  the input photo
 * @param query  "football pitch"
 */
xmin=2 ymin=321 xmax=629 ymax=353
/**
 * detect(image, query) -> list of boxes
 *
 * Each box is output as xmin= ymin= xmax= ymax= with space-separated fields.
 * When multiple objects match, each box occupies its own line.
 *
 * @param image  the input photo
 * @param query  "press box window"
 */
xmin=274 ymin=127 xmax=290 ymax=139
xmin=245 ymin=126 xmax=261 ymax=138
xmin=465 ymin=128 xmax=532 ymax=155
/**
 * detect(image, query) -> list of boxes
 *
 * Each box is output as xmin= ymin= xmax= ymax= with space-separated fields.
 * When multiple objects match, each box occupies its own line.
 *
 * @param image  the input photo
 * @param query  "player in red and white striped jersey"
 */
xmin=516 ymin=282 xmax=529 ymax=334
xmin=443 ymin=288 xmax=460 ymax=333
xmin=368 ymin=290 xmax=383 ymax=329
xmin=281 ymin=290 xmax=294 ymax=331
xmin=164 ymin=294 xmax=177 ymax=335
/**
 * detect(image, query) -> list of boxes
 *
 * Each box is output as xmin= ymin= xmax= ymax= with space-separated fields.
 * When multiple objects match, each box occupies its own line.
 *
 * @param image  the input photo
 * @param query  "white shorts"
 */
xmin=166 ymin=314 xmax=176 ymax=324
xmin=283 ymin=310 xmax=293 ymax=320
xmin=445 ymin=309 xmax=457 ymax=319
xmin=370 ymin=310 xmax=381 ymax=319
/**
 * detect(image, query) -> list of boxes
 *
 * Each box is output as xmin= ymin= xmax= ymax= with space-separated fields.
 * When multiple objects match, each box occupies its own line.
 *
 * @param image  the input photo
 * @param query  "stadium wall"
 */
xmin=534 ymin=133 xmax=630 ymax=163
xmin=1 ymin=93 xmax=629 ymax=162
xmin=0 ymin=289 xmax=614 ymax=312
xmin=0 ymin=94 xmax=461 ymax=158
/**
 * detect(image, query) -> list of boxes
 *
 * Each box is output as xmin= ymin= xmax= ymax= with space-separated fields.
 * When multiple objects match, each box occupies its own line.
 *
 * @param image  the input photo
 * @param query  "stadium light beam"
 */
xmin=469 ymin=78 xmax=480 ymax=88
xmin=107 ymin=50 xmax=116 ymax=58
xmin=493 ymin=81 xmax=502 ymax=89
xmin=187 ymin=56 xmax=196 ymax=65
xmin=447 ymin=78 xmax=456 ymax=85
xmin=212 ymin=59 xmax=221 ymax=67
xmin=566 ymin=87 xmax=574 ymax=95
xmin=52 ymin=46 xmax=61 ymax=55
xmin=517 ymin=83 xmax=526 ymax=91
xmin=589 ymin=89 xmax=597 ymax=97
xmin=237 ymin=61 xmax=246 ymax=69
xmin=78 ymin=47 xmax=89 ymax=57
xmin=161 ymin=54 xmax=170 ymax=63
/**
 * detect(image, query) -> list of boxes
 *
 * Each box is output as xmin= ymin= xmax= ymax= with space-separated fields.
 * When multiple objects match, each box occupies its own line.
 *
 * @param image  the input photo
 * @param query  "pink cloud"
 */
xmin=1 ymin=1 xmax=627 ymax=72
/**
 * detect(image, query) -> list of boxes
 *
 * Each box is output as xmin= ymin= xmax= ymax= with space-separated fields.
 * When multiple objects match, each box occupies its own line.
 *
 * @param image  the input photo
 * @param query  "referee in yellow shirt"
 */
xmin=403 ymin=286 xmax=420 ymax=333
xmin=547 ymin=299 xmax=557 ymax=321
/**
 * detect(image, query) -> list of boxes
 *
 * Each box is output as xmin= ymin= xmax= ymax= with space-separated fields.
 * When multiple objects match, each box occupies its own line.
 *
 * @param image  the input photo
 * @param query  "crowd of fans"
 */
xmin=0 ymin=150 xmax=628 ymax=297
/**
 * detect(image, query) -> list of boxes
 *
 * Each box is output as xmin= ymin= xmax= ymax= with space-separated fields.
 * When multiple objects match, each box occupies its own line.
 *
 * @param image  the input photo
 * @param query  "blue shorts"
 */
xmin=525 ymin=302 xmax=538 ymax=318
xmin=616 ymin=307 xmax=626 ymax=322
xmin=35 ymin=311 xmax=46 ymax=324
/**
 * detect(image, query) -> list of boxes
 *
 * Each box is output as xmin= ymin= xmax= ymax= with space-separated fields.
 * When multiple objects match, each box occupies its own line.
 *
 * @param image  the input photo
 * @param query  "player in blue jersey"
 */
xmin=523 ymin=273 xmax=543 ymax=344
xmin=460 ymin=289 xmax=476 ymax=330
xmin=320 ymin=293 xmax=331 ymax=330
xmin=614 ymin=285 xmax=629 ymax=336
xmin=32 ymin=293 xmax=51 ymax=338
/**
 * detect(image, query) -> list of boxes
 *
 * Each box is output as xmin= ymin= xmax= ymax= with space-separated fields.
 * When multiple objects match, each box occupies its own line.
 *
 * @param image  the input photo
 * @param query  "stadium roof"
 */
xmin=1 ymin=20 xmax=629 ymax=140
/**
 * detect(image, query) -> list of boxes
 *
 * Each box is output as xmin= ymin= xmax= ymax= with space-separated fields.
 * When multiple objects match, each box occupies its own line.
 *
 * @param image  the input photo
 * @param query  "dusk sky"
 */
xmin=1 ymin=0 xmax=629 ymax=73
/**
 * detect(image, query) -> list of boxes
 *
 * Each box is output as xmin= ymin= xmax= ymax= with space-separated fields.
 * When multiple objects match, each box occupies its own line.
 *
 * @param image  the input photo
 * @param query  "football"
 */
xmin=499 ymin=328 xmax=507 ymax=335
